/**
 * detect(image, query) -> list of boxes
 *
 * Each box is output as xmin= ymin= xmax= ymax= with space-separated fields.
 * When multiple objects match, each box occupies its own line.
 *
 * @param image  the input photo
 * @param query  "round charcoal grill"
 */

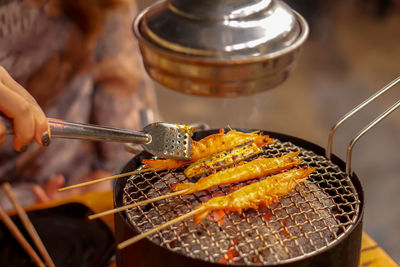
xmin=114 ymin=130 xmax=364 ymax=267
xmin=123 ymin=135 xmax=360 ymax=262
xmin=114 ymin=77 xmax=400 ymax=267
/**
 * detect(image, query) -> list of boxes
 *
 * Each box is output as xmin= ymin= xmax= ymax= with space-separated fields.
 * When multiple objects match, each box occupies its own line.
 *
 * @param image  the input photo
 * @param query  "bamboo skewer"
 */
xmin=89 ymin=153 xmax=302 ymax=220
xmin=116 ymin=168 xmax=314 ymax=250
xmin=118 ymin=207 xmax=205 ymax=250
xmin=58 ymin=168 xmax=156 ymax=191
xmin=2 ymin=183 xmax=56 ymax=267
xmin=89 ymin=189 xmax=189 ymax=220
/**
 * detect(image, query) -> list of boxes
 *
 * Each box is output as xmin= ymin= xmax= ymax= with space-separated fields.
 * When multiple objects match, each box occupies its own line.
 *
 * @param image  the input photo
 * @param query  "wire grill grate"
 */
xmin=121 ymin=139 xmax=360 ymax=265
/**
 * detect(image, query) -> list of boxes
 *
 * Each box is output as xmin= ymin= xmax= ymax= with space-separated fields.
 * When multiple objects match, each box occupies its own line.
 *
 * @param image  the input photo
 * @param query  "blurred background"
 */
xmin=137 ymin=0 xmax=400 ymax=263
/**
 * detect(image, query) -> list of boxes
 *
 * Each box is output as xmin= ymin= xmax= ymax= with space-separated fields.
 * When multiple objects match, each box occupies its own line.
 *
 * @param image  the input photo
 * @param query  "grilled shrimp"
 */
xmin=142 ymin=128 xmax=274 ymax=171
xmin=184 ymin=141 xmax=263 ymax=178
xmin=193 ymin=167 xmax=315 ymax=224
xmin=171 ymin=152 xmax=301 ymax=194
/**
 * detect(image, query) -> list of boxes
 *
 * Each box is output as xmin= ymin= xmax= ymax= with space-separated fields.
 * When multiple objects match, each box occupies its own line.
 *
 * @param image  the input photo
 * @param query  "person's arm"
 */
xmin=0 ymin=66 xmax=49 ymax=151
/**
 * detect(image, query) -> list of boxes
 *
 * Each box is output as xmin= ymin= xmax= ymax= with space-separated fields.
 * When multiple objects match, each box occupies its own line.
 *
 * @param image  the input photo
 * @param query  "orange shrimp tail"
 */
xmin=194 ymin=207 xmax=211 ymax=225
xmin=302 ymin=167 xmax=316 ymax=178
xmin=282 ymin=152 xmax=300 ymax=162
xmin=142 ymin=159 xmax=185 ymax=171
xmin=171 ymin=183 xmax=194 ymax=192
xmin=254 ymin=132 xmax=274 ymax=147
xmin=284 ymin=151 xmax=300 ymax=157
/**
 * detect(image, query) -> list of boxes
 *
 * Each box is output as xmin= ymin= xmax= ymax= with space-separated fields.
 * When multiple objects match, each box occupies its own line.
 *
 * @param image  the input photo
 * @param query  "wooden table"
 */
xmin=23 ymin=190 xmax=398 ymax=267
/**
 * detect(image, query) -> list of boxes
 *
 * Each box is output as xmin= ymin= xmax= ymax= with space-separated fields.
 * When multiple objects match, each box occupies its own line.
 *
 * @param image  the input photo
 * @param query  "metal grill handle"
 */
xmin=326 ymin=76 xmax=400 ymax=176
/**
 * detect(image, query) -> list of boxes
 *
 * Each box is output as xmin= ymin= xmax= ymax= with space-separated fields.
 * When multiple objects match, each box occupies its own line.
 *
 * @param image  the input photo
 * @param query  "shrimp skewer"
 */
xmin=172 ymin=152 xmax=301 ymax=194
xmin=117 ymin=167 xmax=315 ymax=249
xmin=59 ymin=129 xmax=272 ymax=192
xmin=89 ymin=152 xmax=301 ymax=219
xmin=184 ymin=141 xmax=263 ymax=178
xmin=193 ymin=167 xmax=315 ymax=224
xmin=142 ymin=128 xmax=274 ymax=171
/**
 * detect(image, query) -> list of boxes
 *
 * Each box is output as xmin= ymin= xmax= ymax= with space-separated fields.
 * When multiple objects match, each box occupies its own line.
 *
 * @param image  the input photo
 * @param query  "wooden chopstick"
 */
xmin=1 ymin=183 xmax=55 ymax=267
xmin=0 ymin=200 xmax=45 ymax=267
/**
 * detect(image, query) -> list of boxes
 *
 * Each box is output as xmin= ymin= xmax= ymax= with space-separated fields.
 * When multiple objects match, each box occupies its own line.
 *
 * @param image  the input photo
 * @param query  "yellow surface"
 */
xmin=19 ymin=190 xmax=399 ymax=267
xmin=24 ymin=190 xmax=115 ymax=230
xmin=360 ymin=232 xmax=398 ymax=267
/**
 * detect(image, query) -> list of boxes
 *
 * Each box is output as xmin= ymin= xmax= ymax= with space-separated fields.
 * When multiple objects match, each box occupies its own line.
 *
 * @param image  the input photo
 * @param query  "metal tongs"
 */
xmin=0 ymin=116 xmax=192 ymax=160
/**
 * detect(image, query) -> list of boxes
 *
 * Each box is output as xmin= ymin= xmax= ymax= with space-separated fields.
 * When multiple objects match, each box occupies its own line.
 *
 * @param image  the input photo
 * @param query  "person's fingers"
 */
xmin=44 ymin=174 xmax=65 ymax=199
xmin=13 ymin=113 xmax=35 ymax=151
xmin=32 ymin=108 xmax=49 ymax=145
xmin=32 ymin=185 xmax=50 ymax=203
xmin=0 ymin=121 xmax=6 ymax=145
xmin=33 ymin=175 xmax=67 ymax=203
xmin=0 ymin=66 xmax=38 ymax=104
xmin=0 ymin=84 xmax=36 ymax=150
xmin=1 ymin=66 xmax=49 ymax=146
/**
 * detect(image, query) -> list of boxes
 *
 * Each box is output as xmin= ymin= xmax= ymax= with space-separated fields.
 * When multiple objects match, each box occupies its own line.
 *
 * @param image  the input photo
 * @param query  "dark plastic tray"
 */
xmin=0 ymin=202 xmax=115 ymax=267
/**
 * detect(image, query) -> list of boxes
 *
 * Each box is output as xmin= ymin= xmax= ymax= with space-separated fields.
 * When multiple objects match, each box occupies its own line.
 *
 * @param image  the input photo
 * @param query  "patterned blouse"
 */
xmin=0 ymin=0 xmax=159 ymax=203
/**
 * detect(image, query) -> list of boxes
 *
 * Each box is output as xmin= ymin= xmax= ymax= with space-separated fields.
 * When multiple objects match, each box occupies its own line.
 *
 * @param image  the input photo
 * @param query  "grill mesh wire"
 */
xmin=122 ymin=139 xmax=360 ymax=265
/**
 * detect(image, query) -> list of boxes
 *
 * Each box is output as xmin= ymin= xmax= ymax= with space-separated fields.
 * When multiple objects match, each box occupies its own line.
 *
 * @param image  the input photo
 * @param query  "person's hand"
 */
xmin=33 ymin=170 xmax=112 ymax=203
xmin=0 ymin=66 xmax=49 ymax=151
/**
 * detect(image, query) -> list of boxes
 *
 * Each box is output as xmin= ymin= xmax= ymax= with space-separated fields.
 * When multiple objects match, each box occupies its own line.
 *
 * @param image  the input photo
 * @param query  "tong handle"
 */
xmin=1 ymin=116 xmax=150 ymax=144
xmin=326 ymin=76 xmax=400 ymax=176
